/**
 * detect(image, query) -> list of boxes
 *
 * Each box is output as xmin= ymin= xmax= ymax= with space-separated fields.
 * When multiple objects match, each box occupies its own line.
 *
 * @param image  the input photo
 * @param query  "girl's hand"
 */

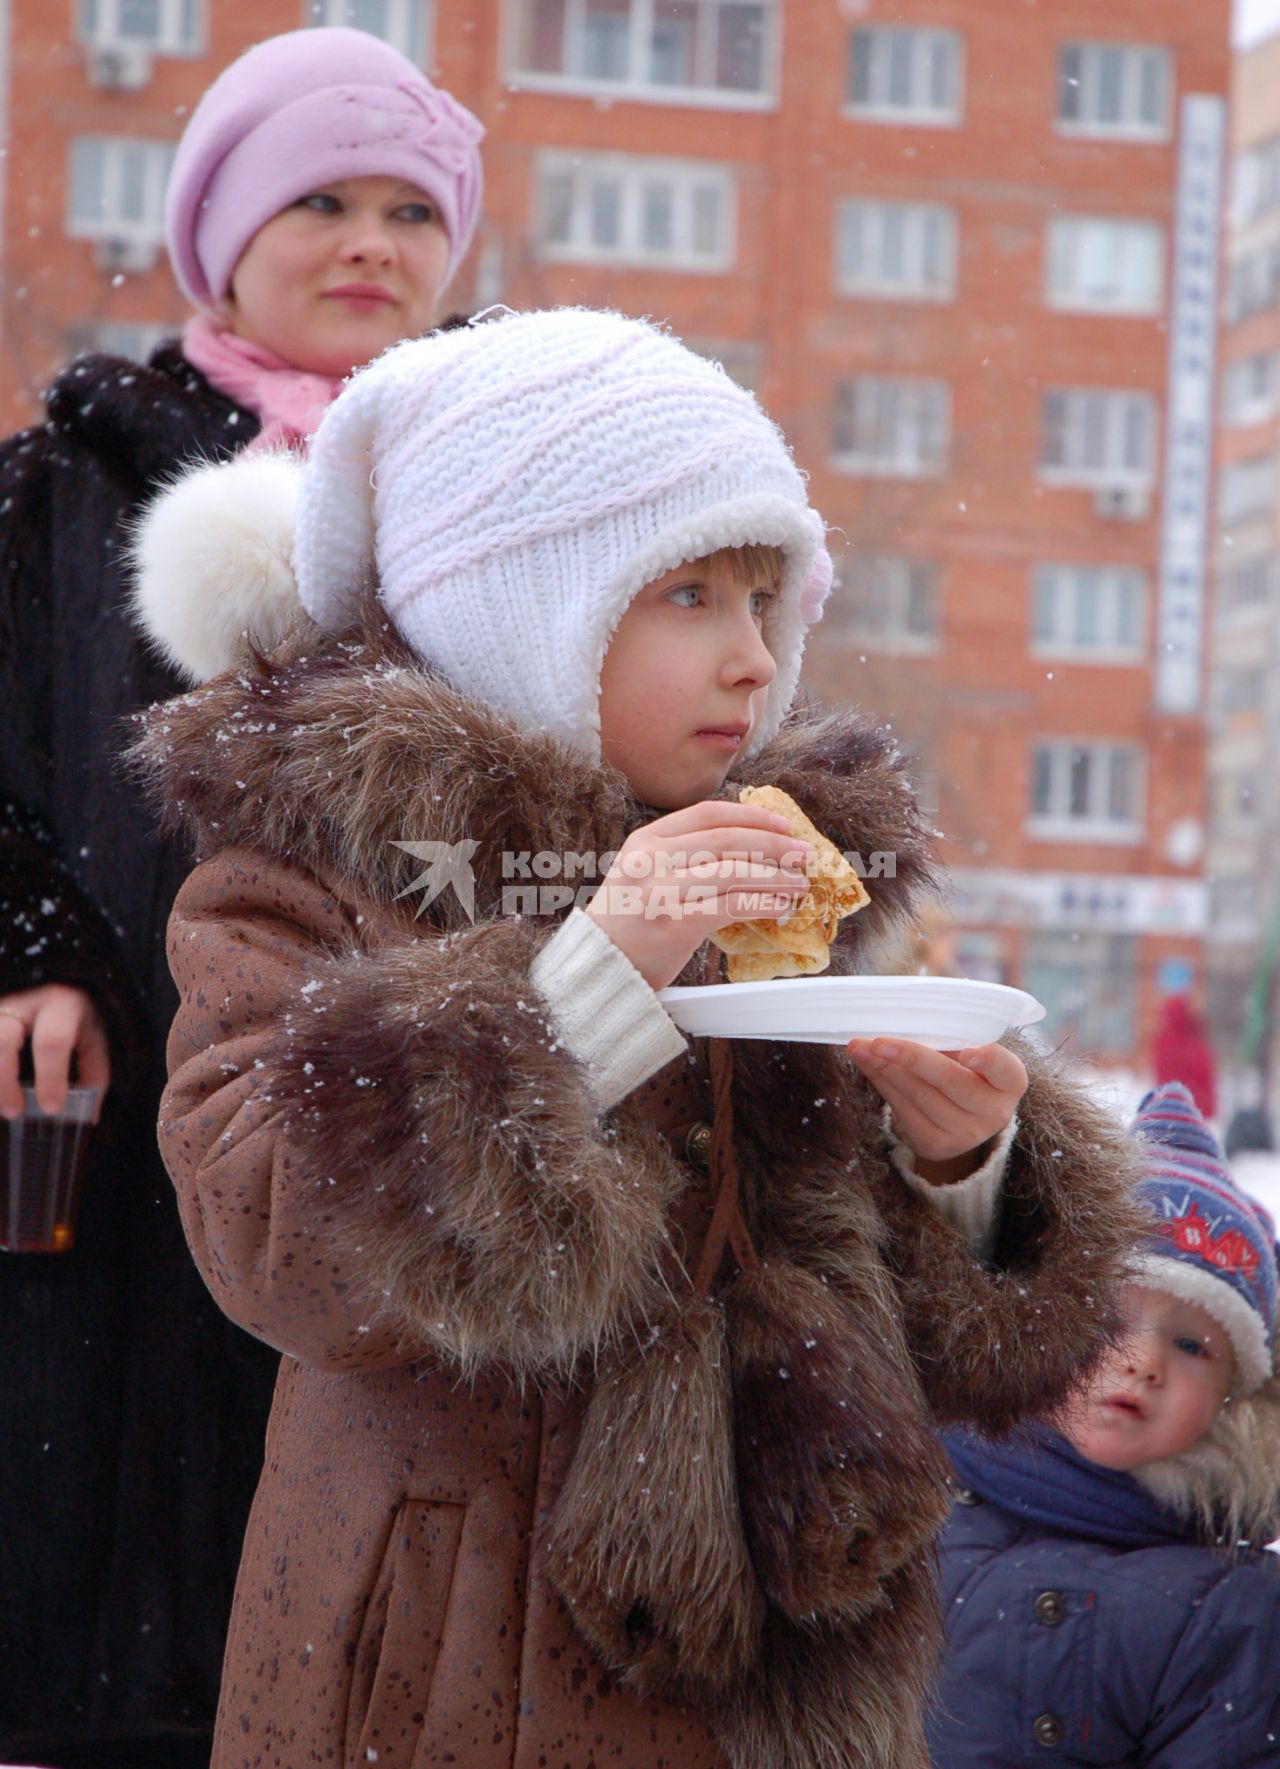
xmin=0 ymin=984 xmax=111 ymax=1121
xmin=847 ymin=1037 xmax=1027 ymax=1184
xmin=584 ymin=800 xmax=814 ymax=991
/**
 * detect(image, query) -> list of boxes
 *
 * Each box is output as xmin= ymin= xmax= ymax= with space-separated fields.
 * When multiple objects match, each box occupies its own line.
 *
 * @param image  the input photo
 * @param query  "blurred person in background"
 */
xmin=1152 ymin=991 xmax=1218 ymax=1122
xmin=0 ymin=28 xmax=482 ymax=1767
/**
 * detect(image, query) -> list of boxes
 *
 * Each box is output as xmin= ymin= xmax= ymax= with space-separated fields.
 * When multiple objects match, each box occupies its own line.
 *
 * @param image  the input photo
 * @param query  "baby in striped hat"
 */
xmin=930 ymin=1083 xmax=1280 ymax=1768
xmin=1061 ymin=1080 xmax=1277 ymax=1486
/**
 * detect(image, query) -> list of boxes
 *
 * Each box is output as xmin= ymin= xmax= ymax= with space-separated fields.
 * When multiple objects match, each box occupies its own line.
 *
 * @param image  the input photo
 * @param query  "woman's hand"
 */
xmin=584 ymin=800 xmax=813 ymax=991
xmin=0 ymin=984 xmax=110 ymax=1121
xmin=847 ymin=1037 xmax=1027 ymax=1184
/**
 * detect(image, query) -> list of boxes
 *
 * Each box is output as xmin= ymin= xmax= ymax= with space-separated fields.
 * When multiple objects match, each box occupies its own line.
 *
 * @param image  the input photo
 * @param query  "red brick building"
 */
xmin=0 ymin=0 xmax=1231 ymax=1066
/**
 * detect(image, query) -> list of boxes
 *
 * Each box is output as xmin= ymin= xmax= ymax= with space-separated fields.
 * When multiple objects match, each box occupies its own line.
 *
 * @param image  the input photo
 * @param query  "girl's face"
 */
xmin=1057 ymin=1282 xmax=1235 ymax=1471
xmin=220 ymin=175 xmax=450 ymax=378
xmin=598 ymin=551 xmax=779 ymax=810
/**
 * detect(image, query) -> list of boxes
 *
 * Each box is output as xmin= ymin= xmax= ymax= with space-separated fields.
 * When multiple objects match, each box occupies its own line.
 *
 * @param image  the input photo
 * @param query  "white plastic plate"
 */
xmin=656 ymin=975 xmax=1046 ymax=1049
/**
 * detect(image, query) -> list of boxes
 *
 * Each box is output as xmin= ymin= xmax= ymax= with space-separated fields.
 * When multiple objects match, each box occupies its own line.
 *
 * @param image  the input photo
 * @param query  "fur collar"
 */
xmin=130 ymin=592 xmax=938 ymax=962
xmin=45 ymin=345 xmax=256 ymax=483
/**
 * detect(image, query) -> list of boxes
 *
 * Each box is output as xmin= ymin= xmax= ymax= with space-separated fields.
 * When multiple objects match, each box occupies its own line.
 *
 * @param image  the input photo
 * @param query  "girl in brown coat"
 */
xmin=129 ymin=309 xmax=1142 ymax=1769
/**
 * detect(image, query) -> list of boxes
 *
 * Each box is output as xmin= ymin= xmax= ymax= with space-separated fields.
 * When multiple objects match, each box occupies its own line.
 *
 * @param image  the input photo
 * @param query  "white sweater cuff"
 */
xmin=530 ymin=910 xmax=688 ymax=1112
xmin=885 ymin=1107 xmax=1017 ymax=1263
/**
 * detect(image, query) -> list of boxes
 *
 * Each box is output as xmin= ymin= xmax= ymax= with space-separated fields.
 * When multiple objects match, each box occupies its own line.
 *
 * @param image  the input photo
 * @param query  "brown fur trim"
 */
xmin=711 ymin=1551 xmax=940 ymax=1769
xmin=542 ymin=1296 xmax=764 ymax=1693
xmin=1135 ymin=1368 xmax=1280 ymax=1549
xmin=127 ymin=593 xmax=936 ymax=952
xmin=271 ymin=912 xmax=682 ymax=1377
xmin=866 ymin=1038 xmax=1149 ymax=1433
xmin=726 ymin=1260 xmax=950 ymax=1623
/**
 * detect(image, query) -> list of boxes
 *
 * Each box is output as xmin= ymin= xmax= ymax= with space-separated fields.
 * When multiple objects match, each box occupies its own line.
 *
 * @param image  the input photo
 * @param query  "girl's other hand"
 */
xmin=847 ymin=1037 xmax=1027 ymax=1184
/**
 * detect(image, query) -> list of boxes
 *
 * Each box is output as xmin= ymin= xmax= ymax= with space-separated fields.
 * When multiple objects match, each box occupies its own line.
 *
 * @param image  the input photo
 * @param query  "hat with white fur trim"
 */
xmin=130 ymin=308 xmax=833 ymax=762
xmin=1129 ymin=1083 xmax=1278 ymax=1394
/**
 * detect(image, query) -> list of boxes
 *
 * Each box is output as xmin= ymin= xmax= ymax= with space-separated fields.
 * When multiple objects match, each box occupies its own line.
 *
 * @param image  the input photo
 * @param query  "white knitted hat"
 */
xmin=131 ymin=308 xmax=833 ymax=759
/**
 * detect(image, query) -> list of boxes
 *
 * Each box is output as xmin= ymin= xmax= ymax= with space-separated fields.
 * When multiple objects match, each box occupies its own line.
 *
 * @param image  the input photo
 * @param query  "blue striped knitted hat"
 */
xmin=1129 ymin=1083 xmax=1277 ymax=1393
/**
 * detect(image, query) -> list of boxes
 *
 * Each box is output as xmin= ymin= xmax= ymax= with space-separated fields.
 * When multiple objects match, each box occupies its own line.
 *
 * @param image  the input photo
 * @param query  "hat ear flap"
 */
xmin=128 ymin=450 xmax=305 ymax=685
xmin=292 ymin=368 xmax=383 ymax=633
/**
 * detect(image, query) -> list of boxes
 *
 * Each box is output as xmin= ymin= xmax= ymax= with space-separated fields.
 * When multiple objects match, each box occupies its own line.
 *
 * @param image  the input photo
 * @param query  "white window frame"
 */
xmin=306 ymin=0 xmax=432 ymax=64
xmin=1039 ymin=387 xmax=1158 ymax=489
xmin=1055 ymin=40 xmax=1172 ymax=142
xmin=1031 ymin=563 xmax=1147 ymax=663
xmin=1226 ymin=242 xmax=1280 ymax=327
xmin=1216 ymin=552 xmax=1278 ymax=621
xmin=832 ymin=376 xmax=950 ymax=479
xmin=504 ymin=0 xmax=778 ymax=109
xmin=1217 ymin=454 xmax=1276 ymax=526
xmin=67 ymin=135 xmax=174 ymax=245
xmin=834 ymin=199 xmax=957 ymax=303
xmin=845 ymin=24 xmax=964 ymax=126
xmin=838 ymin=554 xmax=940 ymax=654
xmin=77 ymin=0 xmax=204 ymax=53
xmin=534 ymin=150 xmax=735 ymax=271
xmin=1045 ymin=215 xmax=1164 ymax=316
xmin=1222 ymin=352 xmax=1280 ymax=427
xmin=1029 ymin=740 xmax=1145 ymax=844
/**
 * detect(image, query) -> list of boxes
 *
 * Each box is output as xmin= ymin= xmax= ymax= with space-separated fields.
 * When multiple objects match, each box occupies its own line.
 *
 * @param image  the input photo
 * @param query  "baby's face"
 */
xmin=1058 ymin=1282 xmax=1235 ymax=1471
xmin=598 ymin=553 xmax=779 ymax=809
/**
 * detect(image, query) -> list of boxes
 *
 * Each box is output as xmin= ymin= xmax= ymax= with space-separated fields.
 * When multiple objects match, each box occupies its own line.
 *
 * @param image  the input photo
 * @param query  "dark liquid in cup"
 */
xmin=0 ymin=1110 xmax=92 ymax=1252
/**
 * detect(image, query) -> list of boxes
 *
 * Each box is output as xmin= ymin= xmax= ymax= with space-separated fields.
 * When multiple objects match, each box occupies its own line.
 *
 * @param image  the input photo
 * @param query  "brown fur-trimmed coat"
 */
xmin=133 ymin=601 xmax=1145 ymax=1769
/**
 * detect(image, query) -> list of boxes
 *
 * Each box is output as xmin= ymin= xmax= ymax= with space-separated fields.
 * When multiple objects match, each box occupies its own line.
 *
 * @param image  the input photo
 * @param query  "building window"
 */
xmin=1031 ymin=563 xmax=1146 ymax=660
xmin=1211 ymin=769 xmax=1261 ymax=825
xmin=836 ymin=554 xmax=939 ymax=652
xmin=833 ymin=376 xmax=950 ymax=477
xmin=1215 ymin=666 xmax=1268 ymax=716
xmin=1045 ymin=216 xmax=1164 ymax=315
xmin=535 ymin=151 xmax=734 ymax=270
xmin=1040 ymin=388 xmax=1157 ymax=488
xmin=1023 ymin=931 xmax=1136 ymax=1055
xmin=510 ymin=0 xmax=774 ymax=103
xmin=835 ymin=199 xmax=957 ymax=302
xmin=1056 ymin=41 xmax=1171 ymax=140
xmin=78 ymin=0 xmax=203 ymax=51
xmin=846 ymin=25 xmax=963 ymax=125
xmin=1225 ymin=241 xmax=1280 ymax=326
xmin=1217 ymin=552 xmax=1278 ymax=617
xmin=1222 ymin=351 xmax=1280 ymax=427
xmin=1234 ymin=133 xmax=1280 ymax=227
xmin=68 ymin=136 xmax=175 ymax=253
xmin=1210 ymin=873 xmax=1260 ymax=939
xmin=306 ymin=0 xmax=431 ymax=62
xmin=1217 ymin=454 xmax=1276 ymax=525
xmin=1030 ymin=740 xmax=1144 ymax=841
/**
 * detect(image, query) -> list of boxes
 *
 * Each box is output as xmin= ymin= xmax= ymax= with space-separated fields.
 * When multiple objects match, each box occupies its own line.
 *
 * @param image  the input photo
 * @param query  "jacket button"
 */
xmin=1034 ymin=1590 xmax=1065 ymax=1626
xmin=1032 ymin=1712 xmax=1064 ymax=1748
xmin=955 ymin=1488 xmax=981 ymax=1506
xmin=684 ymin=1122 xmax=712 ymax=1173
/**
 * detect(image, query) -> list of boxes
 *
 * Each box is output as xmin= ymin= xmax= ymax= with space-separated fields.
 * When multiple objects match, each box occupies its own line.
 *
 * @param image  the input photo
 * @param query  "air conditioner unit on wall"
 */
xmin=1093 ymin=482 xmax=1151 ymax=522
xmin=93 ymin=235 xmax=159 ymax=275
xmin=87 ymin=44 xmax=153 ymax=90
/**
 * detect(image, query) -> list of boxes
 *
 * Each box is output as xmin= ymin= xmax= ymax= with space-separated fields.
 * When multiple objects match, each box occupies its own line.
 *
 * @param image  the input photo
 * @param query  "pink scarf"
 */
xmin=181 ymin=315 xmax=345 ymax=453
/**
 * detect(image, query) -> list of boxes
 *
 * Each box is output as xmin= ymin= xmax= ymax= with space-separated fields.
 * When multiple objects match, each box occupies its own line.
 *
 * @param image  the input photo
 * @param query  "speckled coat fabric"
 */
xmin=132 ymin=600 xmax=1145 ymax=1769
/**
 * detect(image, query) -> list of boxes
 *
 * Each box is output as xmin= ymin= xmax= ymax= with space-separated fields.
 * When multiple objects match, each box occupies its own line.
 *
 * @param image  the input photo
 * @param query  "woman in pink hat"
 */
xmin=0 ymin=28 xmax=482 ymax=1769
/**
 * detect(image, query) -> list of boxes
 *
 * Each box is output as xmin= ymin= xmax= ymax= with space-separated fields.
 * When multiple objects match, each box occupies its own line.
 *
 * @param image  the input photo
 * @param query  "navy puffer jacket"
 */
xmin=930 ymin=1479 xmax=1280 ymax=1766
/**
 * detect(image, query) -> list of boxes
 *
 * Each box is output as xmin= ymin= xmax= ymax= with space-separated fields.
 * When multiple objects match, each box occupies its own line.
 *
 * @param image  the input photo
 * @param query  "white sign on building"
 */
xmin=1155 ymin=93 xmax=1226 ymax=714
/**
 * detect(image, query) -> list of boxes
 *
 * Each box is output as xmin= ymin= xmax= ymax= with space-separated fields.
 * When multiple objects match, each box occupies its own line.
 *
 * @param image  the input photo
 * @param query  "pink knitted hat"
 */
xmin=165 ymin=27 xmax=484 ymax=308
